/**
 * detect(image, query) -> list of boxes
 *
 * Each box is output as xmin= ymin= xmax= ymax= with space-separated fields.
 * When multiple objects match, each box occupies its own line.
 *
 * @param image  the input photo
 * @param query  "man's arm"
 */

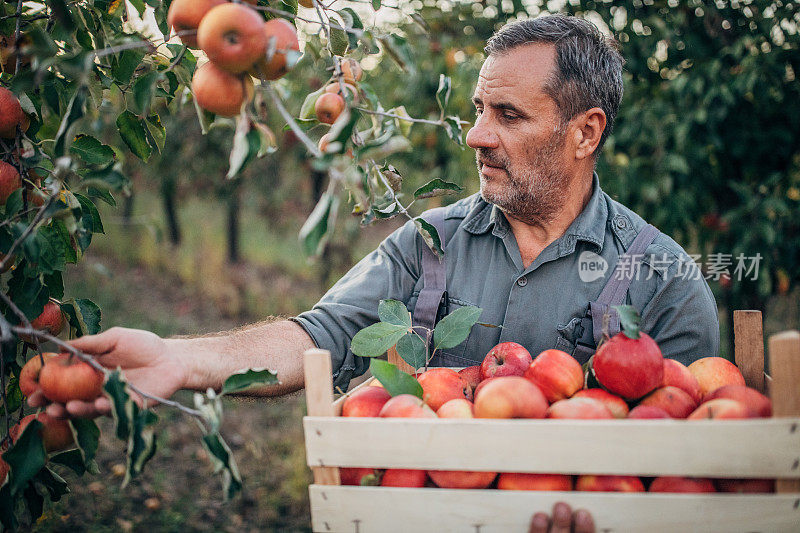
xmin=32 ymin=319 xmax=316 ymax=418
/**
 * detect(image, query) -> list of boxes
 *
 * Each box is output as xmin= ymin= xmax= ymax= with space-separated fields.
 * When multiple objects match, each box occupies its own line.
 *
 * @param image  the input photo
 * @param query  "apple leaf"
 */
xmin=435 ymin=74 xmax=451 ymax=114
xmin=413 ymin=178 xmax=462 ymax=199
xmin=377 ymin=299 xmax=412 ymax=328
xmin=69 ymin=418 xmax=100 ymax=466
xmin=69 ymin=134 xmax=115 ymax=167
xmin=369 ymin=359 xmax=423 ymax=398
xmin=202 ymin=432 xmax=242 ymax=501
xmin=104 ymin=370 xmax=132 ymax=441
xmin=299 ymin=85 xmax=326 ymax=121
xmin=2 ymin=420 xmax=46 ymax=496
xmin=614 ymin=304 xmax=641 ymax=339
xmin=443 ymin=116 xmax=464 ymax=146
xmin=413 ymin=217 xmax=443 ymax=258
xmin=50 ymin=449 xmax=97 ymax=476
xmin=35 ymin=466 xmax=69 ymax=502
xmin=221 ymin=368 xmax=279 ymax=395
xmin=123 ymin=405 xmax=158 ymax=488
xmin=350 ymin=321 xmax=408 ymax=358
xmin=62 ymin=297 xmax=102 ymax=337
xmin=433 ymin=305 xmax=482 ymax=350
xmin=395 ymin=332 xmax=427 ymax=370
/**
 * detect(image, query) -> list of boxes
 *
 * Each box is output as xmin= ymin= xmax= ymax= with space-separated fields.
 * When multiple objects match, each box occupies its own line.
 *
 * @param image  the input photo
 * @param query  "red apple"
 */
xmin=638 ymin=386 xmax=697 ymax=419
xmin=38 ymin=354 xmax=105 ymax=404
xmin=649 ymin=476 xmax=716 ymax=493
xmin=704 ymin=385 xmax=771 ymax=418
xmin=340 ymin=467 xmax=378 ymax=486
xmin=474 ymin=376 xmax=548 ymax=419
xmin=480 ymin=342 xmax=532 ymax=380
xmin=497 ymin=473 xmax=573 ymax=491
xmin=546 ymin=397 xmax=614 ymax=419
xmin=662 ymin=359 xmax=702 ymax=404
xmin=524 ymin=349 xmax=583 ymax=403
xmin=11 ymin=413 xmax=74 ymax=453
xmin=20 ymin=300 xmax=65 ymax=343
xmin=378 ymin=394 xmax=437 ymax=418
xmin=575 ymin=475 xmax=645 ymax=492
xmin=473 ymin=377 xmax=497 ymax=398
xmin=687 ymin=398 xmax=749 ymax=420
xmin=342 ymin=387 xmax=391 ymax=417
xmin=687 ymin=357 xmax=745 ymax=398
xmin=457 ymin=366 xmax=481 ymax=394
xmin=417 ymin=367 xmax=472 ymax=411
xmin=19 ymin=352 xmax=57 ymax=396
xmin=381 ymin=469 xmax=427 ymax=487
xmin=436 ymin=398 xmax=474 ymax=418
xmin=592 ymin=331 xmax=663 ymax=400
xmin=573 ymin=389 xmax=629 ymax=418
xmin=713 ymin=478 xmax=775 ymax=493
xmin=628 ymin=405 xmax=671 ymax=419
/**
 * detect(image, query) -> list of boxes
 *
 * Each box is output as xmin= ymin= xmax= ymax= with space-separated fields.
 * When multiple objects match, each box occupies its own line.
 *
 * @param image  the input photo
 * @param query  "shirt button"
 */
xmin=615 ymin=218 xmax=628 ymax=230
xmin=516 ymin=276 xmax=528 ymax=287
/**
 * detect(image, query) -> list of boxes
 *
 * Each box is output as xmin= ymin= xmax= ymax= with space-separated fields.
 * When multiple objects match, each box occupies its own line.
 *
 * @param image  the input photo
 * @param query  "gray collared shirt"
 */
xmin=292 ymin=174 xmax=720 ymax=390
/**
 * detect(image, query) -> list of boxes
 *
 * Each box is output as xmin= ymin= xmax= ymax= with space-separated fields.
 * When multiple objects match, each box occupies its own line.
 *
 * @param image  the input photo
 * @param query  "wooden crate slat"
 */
xmin=309 ymin=485 xmax=800 ymax=533
xmin=303 ymin=417 xmax=800 ymax=478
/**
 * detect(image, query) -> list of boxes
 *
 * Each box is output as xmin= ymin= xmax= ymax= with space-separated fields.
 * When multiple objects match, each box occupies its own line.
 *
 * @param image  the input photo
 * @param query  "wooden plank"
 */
xmin=769 ymin=331 xmax=800 ymax=493
xmin=331 ymin=376 xmax=376 ymax=417
xmin=303 ymin=417 xmax=800 ymax=478
xmin=308 ymin=485 xmax=800 ymax=533
xmin=734 ymin=310 xmax=765 ymax=392
xmin=303 ymin=349 xmax=340 ymax=486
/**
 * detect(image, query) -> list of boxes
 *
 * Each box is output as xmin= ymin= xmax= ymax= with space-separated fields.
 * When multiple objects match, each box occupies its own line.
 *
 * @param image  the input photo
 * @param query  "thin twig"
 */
xmin=0 ymin=188 xmax=58 ymax=272
xmin=263 ymin=84 xmax=322 ymax=157
xmin=356 ymin=107 xmax=444 ymax=126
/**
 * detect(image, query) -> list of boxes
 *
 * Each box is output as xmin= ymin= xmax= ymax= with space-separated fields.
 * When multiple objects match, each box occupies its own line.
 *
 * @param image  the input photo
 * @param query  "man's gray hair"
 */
xmin=485 ymin=14 xmax=624 ymax=152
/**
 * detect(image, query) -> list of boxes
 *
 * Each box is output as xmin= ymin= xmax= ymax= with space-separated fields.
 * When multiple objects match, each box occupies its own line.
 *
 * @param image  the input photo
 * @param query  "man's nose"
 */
xmin=466 ymin=118 xmax=500 ymax=150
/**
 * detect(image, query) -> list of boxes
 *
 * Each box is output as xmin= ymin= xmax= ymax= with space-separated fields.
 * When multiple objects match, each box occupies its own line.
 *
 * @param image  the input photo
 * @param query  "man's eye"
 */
xmin=503 ymin=113 xmax=519 ymax=120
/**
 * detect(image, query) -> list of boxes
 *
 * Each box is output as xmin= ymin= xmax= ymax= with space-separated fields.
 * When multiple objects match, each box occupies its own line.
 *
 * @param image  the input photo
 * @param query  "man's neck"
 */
xmin=505 ymin=173 xmax=595 ymax=269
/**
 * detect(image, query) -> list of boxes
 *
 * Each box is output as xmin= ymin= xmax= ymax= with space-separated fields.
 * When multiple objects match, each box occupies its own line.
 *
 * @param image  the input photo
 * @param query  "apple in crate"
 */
xmin=379 ymin=394 xmax=437 ymax=418
xmin=576 ymin=475 xmax=645 ymax=492
xmin=480 ymin=342 xmax=532 ymax=379
xmin=342 ymin=387 xmax=391 ymax=417
xmin=687 ymin=398 xmax=749 ymax=420
xmin=592 ymin=331 xmax=663 ymax=400
xmin=437 ymin=399 xmax=474 ymax=418
xmin=704 ymin=385 xmax=772 ymax=417
xmin=381 ymin=469 xmax=427 ymax=487
xmin=573 ymin=389 xmax=629 ymax=418
xmin=627 ymin=405 xmax=671 ymax=419
xmin=458 ymin=366 xmax=482 ymax=394
xmin=417 ymin=368 xmax=472 ymax=411
xmin=546 ymin=397 xmax=614 ymax=419
xmin=649 ymin=477 xmax=716 ymax=493
xmin=474 ymin=377 xmax=548 ymax=419
xmin=714 ymin=478 xmax=775 ymax=493
xmin=638 ymin=386 xmax=697 ymax=419
xmin=662 ymin=358 xmax=702 ymax=404
xmin=340 ymin=467 xmax=378 ymax=486
xmin=473 ymin=377 xmax=497 ymax=398
xmin=497 ymin=473 xmax=573 ymax=491
xmin=524 ymin=349 xmax=583 ymax=403
xmin=687 ymin=357 xmax=745 ymax=398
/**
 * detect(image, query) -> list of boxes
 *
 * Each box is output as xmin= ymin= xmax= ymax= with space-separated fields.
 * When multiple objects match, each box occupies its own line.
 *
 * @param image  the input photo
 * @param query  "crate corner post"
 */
xmin=733 ymin=310 xmax=765 ymax=393
xmin=303 ymin=348 xmax=341 ymax=487
xmin=767 ymin=330 xmax=800 ymax=494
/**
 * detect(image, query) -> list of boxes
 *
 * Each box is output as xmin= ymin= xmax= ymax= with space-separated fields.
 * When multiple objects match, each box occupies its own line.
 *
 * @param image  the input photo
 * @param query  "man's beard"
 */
xmin=477 ymin=127 xmax=570 ymax=226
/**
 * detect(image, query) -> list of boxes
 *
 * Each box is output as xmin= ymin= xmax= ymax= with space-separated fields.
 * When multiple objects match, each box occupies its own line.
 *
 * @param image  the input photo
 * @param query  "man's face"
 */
xmin=466 ymin=44 xmax=572 ymax=225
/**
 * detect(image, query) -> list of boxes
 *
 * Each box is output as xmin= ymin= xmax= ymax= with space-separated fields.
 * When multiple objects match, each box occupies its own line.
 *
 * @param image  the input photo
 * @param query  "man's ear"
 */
xmin=573 ymin=107 xmax=607 ymax=160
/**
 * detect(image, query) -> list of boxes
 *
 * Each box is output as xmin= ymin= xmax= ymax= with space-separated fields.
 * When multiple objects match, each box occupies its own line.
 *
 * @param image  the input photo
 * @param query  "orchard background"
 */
xmin=0 ymin=0 xmax=798 ymax=530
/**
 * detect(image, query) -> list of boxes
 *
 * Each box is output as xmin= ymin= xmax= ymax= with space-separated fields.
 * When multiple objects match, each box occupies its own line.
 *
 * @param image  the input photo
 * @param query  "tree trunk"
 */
xmin=160 ymin=178 xmax=181 ymax=246
xmin=227 ymin=181 xmax=241 ymax=264
xmin=122 ymin=191 xmax=134 ymax=224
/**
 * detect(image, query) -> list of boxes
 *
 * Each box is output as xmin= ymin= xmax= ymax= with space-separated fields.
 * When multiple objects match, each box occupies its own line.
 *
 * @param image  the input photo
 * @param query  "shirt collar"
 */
xmin=462 ymin=172 xmax=607 ymax=252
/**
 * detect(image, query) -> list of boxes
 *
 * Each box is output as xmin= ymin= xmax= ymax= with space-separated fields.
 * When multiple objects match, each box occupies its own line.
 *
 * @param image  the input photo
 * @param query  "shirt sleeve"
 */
xmin=291 ymin=218 xmax=422 ymax=390
xmin=638 ymin=254 xmax=720 ymax=366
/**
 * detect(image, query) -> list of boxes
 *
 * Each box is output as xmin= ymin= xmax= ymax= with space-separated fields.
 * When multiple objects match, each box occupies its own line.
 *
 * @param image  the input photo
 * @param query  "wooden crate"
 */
xmin=302 ymin=311 xmax=800 ymax=532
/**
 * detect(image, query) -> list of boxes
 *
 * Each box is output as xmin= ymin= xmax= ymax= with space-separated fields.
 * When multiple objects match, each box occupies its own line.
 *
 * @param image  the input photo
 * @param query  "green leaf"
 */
xmin=7 ymin=268 xmax=48 ymax=320
xmin=433 ymin=305 xmax=482 ymax=350
xmin=81 ymin=163 xmax=129 ymax=193
xmin=202 ymin=432 xmax=242 ymax=500
xmin=50 ymin=449 xmax=95 ymax=476
xmin=116 ymin=111 xmax=152 ymax=162
xmin=54 ymin=87 xmax=87 ymax=157
xmin=378 ymin=35 xmax=412 ymax=72
xmin=377 ymin=299 xmax=411 ymax=327
xmin=70 ymin=135 xmax=115 ymax=166
xmin=145 ymin=114 xmax=166 ymax=154
xmin=62 ymin=297 xmax=101 ymax=336
xmin=69 ymin=418 xmax=101 ymax=466
xmin=395 ymin=333 xmax=426 ymax=370
xmin=389 ymin=106 xmax=413 ymax=137
xmin=413 ymin=217 xmax=443 ymax=258
xmin=436 ymin=75 xmax=451 ymax=114
xmin=329 ymin=21 xmax=349 ymax=56
xmin=614 ymin=304 xmax=641 ymax=339
xmin=2 ymin=419 xmax=47 ymax=496
xmin=298 ymin=192 xmax=338 ymax=257
xmin=227 ymin=115 xmax=261 ymax=179
xmin=371 ymin=0 xmax=381 ymax=10
xmin=104 ymin=370 xmax=132 ymax=441
xmin=0 ymin=376 xmax=23 ymax=417
xmin=220 ymin=368 xmax=279 ymax=395
xmin=299 ymin=86 xmax=325 ymax=121
xmin=443 ymin=116 xmax=464 ymax=146
xmin=123 ymin=405 xmax=158 ymax=487
xmin=350 ymin=322 xmax=408 ymax=358
xmin=35 ymin=466 xmax=69 ymax=502
xmin=369 ymin=359 xmax=422 ymax=398
xmin=111 ymin=49 xmax=145 ymax=85
xmin=413 ymin=179 xmax=462 ymax=199
xmin=338 ymin=8 xmax=363 ymax=50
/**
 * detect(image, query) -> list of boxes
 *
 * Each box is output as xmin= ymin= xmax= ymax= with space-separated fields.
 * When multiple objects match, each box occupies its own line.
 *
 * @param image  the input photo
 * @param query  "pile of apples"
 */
xmin=339 ymin=331 xmax=775 ymax=493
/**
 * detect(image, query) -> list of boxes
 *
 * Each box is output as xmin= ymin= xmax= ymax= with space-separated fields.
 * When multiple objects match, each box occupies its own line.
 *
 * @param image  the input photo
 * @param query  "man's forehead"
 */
xmin=473 ymin=43 xmax=557 ymax=104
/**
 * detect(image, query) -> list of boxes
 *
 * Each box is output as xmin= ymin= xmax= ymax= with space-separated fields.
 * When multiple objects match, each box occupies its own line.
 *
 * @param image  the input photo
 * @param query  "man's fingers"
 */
xmin=574 ymin=509 xmax=595 ymax=533
xmin=65 ymin=400 xmax=102 ymax=419
xmin=550 ymin=502 xmax=573 ymax=533
xmin=528 ymin=512 xmax=550 ymax=533
xmin=45 ymin=403 xmax=69 ymax=419
xmin=94 ymin=396 xmax=112 ymax=416
xmin=67 ymin=327 xmax=120 ymax=355
xmin=27 ymin=389 xmax=47 ymax=408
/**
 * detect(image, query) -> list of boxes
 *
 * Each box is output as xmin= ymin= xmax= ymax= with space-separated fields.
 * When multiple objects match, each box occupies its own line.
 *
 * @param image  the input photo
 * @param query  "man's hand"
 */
xmin=529 ymin=502 xmax=595 ymax=533
xmin=28 ymin=327 xmax=189 ymax=419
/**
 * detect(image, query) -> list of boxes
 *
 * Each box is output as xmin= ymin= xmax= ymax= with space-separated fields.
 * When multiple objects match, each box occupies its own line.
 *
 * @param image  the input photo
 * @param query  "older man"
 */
xmin=33 ymin=14 xmax=718 ymax=533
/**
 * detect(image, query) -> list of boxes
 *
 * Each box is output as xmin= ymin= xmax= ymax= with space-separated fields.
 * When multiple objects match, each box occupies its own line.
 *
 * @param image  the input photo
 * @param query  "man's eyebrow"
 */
xmin=471 ymin=96 xmax=526 ymax=114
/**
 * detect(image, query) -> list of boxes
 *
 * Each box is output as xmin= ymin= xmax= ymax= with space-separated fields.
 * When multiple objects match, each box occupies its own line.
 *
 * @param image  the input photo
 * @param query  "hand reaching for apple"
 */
xmin=28 ymin=327 xmax=190 ymax=419
xmin=529 ymin=502 xmax=595 ymax=533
